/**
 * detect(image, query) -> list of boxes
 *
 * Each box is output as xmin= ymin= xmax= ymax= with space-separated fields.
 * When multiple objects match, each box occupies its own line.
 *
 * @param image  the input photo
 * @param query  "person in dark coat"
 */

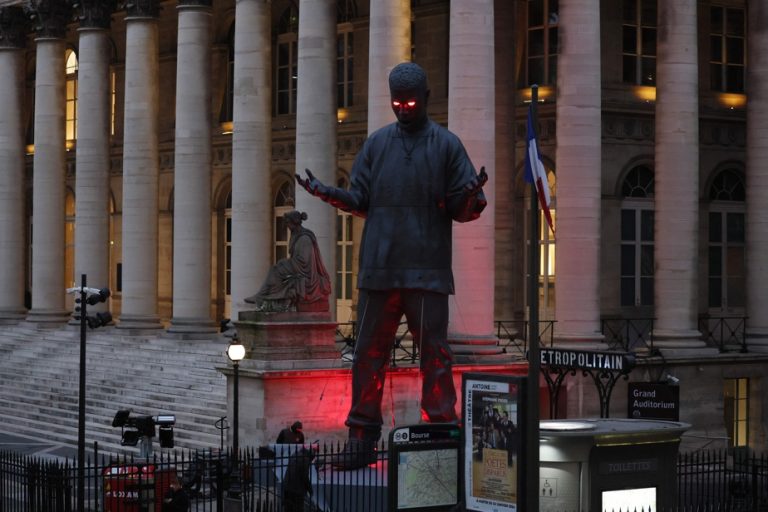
xmin=162 ymin=474 xmax=190 ymax=512
xmin=277 ymin=421 xmax=305 ymax=444
xmin=282 ymin=448 xmax=315 ymax=512
xmin=297 ymin=62 xmax=487 ymax=469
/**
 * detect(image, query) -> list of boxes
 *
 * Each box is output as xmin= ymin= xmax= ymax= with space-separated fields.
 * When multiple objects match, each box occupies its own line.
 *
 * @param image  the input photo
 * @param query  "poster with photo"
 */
xmin=462 ymin=374 xmax=526 ymax=512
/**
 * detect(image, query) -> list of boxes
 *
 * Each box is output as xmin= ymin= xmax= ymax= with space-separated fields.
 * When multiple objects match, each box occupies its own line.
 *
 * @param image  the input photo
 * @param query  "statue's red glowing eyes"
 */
xmin=392 ymin=100 xmax=417 ymax=108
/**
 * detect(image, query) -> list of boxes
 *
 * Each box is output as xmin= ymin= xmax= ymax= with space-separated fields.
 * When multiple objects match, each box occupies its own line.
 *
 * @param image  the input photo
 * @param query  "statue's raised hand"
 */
xmin=296 ymin=168 xmax=330 ymax=200
xmin=464 ymin=166 xmax=488 ymax=196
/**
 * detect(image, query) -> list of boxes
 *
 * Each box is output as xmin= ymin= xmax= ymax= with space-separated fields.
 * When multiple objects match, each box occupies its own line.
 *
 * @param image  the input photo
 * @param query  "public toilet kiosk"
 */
xmin=538 ymin=418 xmax=690 ymax=511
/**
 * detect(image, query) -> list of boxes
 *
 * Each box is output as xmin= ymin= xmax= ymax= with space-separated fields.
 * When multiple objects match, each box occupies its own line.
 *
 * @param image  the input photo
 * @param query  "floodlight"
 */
xmin=121 ymin=429 xmax=140 ymax=447
xmin=154 ymin=415 xmax=176 ymax=426
xmin=112 ymin=409 xmax=131 ymax=428
xmin=158 ymin=426 xmax=174 ymax=448
xmin=87 ymin=312 xmax=113 ymax=329
xmin=86 ymin=287 xmax=111 ymax=306
xmin=133 ymin=416 xmax=156 ymax=438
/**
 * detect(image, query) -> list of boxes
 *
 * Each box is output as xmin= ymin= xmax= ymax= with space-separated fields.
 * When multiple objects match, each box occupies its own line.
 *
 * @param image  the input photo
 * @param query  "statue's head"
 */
xmin=389 ymin=62 xmax=430 ymax=132
xmin=284 ymin=210 xmax=307 ymax=229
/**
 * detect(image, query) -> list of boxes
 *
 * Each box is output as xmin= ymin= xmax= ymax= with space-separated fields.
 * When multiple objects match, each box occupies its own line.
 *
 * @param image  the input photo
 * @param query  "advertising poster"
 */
xmin=462 ymin=374 xmax=525 ymax=512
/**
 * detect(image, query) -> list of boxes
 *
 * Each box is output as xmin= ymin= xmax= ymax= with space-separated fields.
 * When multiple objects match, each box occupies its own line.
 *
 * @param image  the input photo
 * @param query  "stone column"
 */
xmin=27 ymin=2 xmax=70 ymax=323
xmin=447 ymin=0 xmax=497 ymax=352
xmin=553 ymin=0 xmax=603 ymax=346
xmin=367 ymin=0 xmax=410 ymax=133
xmin=169 ymin=0 xmax=216 ymax=334
xmin=230 ymin=0 xmax=272 ymax=320
xmin=0 ymin=8 xmax=27 ymax=322
xmin=73 ymin=3 xmax=113 ymax=315
xmin=118 ymin=1 xmax=162 ymax=329
xmin=652 ymin=0 xmax=708 ymax=352
xmin=294 ymin=0 xmax=337 ymax=314
xmin=746 ymin=2 xmax=768 ymax=352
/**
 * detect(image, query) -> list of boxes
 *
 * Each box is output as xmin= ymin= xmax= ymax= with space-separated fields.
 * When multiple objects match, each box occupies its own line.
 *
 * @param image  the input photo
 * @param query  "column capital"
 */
xmin=25 ymin=0 xmax=72 ymax=39
xmin=74 ymin=0 xmax=116 ymax=29
xmin=0 ymin=7 xmax=28 ymax=49
xmin=177 ymin=0 xmax=213 ymax=7
xmin=120 ymin=0 xmax=160 ymax=19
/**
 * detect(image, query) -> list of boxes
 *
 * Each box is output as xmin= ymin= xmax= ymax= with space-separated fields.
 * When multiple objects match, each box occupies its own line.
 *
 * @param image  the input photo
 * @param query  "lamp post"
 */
xmin=226 ymin=336 xmax=245 ymax=457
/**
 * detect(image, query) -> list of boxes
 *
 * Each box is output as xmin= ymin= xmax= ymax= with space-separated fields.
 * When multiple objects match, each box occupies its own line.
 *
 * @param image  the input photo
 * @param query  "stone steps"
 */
xmin=0 ymin=324 xmax=230 ymax=455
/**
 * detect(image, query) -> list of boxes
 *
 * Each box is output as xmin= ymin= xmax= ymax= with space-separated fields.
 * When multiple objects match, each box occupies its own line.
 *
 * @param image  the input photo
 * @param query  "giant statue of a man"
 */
xmin=297 ymin=62 xmax=487 ymax=469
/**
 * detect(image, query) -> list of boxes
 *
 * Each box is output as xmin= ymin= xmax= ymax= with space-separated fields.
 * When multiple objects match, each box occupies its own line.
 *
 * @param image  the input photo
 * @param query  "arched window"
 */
xmin=273 ymin=181 xmax=295 ymax=262
xmin=620 ymin=165 xmax=654 ymax=307
xmin=708 ymin=168 xmax=745 ymax=310
xmin=65 ymin=49 xmax=78 ymax=141
xmin=276 ymin=5 xmax=299 ymax=115
xmin=525 ymin=0 xmax=559 ymax=86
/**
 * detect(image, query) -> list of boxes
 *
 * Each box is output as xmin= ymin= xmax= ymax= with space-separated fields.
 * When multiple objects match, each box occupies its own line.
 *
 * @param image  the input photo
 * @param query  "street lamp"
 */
xmin=226 ymin=336 xmax=245 ymax=457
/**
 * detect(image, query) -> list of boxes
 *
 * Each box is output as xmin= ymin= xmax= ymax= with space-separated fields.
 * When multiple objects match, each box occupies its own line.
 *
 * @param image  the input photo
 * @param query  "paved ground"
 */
xmin=0 ymin=429 xmax=79 ymax=460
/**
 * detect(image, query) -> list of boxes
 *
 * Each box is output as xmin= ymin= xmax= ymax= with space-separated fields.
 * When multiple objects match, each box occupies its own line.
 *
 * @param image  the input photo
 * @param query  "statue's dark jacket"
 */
xmin=325 ymin=119 xmax=486 ymax=294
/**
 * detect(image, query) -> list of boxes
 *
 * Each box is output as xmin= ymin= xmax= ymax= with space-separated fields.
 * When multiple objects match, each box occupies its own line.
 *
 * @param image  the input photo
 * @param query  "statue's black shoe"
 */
xmin=328 ymin=439 xmax=377 ymax=470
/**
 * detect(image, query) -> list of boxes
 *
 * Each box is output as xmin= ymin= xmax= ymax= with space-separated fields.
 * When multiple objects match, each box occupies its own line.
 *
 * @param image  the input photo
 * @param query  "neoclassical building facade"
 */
xmin=1 ymin=0 xmax=767 ymax=449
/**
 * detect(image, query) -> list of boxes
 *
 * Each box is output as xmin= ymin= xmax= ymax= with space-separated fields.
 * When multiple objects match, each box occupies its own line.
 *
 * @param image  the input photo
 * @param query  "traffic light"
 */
xmin=86 ymin=312 xmax=113 ymax=329
xmin=86 ymin=287 xmax=110 ymax=306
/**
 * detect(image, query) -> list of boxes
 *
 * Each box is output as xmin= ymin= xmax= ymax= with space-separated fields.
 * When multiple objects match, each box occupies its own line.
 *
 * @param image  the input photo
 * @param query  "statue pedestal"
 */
xmin=235 ymin=310 xmax=339 ymax=362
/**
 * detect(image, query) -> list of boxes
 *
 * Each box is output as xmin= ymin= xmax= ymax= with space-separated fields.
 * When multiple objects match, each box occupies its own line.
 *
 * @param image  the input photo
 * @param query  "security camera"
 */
xmin=665 ymin=374 xmax=680 ymax=385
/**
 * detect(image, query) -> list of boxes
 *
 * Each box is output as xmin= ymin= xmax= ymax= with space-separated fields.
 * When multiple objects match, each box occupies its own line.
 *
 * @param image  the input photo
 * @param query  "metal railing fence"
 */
xmin=1 ymin=442 xmax=388 ymax=512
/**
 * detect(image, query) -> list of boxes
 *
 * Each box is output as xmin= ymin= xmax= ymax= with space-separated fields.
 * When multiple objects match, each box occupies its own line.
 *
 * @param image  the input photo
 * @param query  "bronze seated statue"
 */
xmin=244 ymin=210 xmax=331 ymax=313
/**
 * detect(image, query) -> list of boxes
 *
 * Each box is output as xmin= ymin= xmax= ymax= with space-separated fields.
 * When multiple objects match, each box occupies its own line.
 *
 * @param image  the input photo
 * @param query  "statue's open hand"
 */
xmin=464 ymin=166 xmax=488 ymax=196
xmin=296 ymin=168 xmax=330 ymax=200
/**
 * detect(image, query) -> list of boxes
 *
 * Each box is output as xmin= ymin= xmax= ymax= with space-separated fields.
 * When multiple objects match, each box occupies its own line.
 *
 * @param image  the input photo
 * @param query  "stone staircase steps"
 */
xmin=0 ymin=323 xmax=230 ymax=455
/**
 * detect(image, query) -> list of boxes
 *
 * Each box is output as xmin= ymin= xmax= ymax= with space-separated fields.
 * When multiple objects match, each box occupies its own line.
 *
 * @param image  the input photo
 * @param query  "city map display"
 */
xmin=396 ymin=448 xmax=458 ymax=509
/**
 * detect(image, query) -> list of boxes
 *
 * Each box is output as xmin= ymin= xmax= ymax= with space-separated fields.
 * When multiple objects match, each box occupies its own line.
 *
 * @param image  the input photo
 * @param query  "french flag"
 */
xmin=524 ymin=104 xmax=554 ymax=234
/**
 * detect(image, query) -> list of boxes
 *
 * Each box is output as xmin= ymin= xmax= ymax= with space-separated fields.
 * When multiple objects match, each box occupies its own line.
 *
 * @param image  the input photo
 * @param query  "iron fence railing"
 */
xmin=678 ymin=449 xmax=768 ymax=511
xmin=336 ymin=321 xmax=416 ymax=366
xmin=495 ymin=320 xmax=556 ymax=357
xmin=601 ymin=317 xmax=656 ymax=353
xmin=1 ymin=442 xmax=389 ymax=512
xmin=338 ymin=315 xmax=751 ymax=362
xmin=698 ymin=316 xmax=748 ymax=353
xmin=600 ymin=315 xmax=750 ymax=356
xmin=4 ymin=447 xmax=768 ymax=512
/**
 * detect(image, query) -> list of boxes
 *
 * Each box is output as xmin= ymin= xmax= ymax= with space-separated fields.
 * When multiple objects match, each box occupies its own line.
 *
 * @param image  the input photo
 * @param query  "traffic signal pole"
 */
xmin=77 ymin=274 xmax=87 ymax=512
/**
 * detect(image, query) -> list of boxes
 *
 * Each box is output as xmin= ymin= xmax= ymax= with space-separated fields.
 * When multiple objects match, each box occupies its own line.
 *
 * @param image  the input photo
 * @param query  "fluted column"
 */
xmin=367 ymin=0 xmax=410 ymax=133
xmin=169 ymin=0 xmax=216 ymax=333
xmin=230 ymin=0 xmax=272 ymax=319
xmin=652 ymin=0 xmax=707 ymax=351
xmin=27 ymin=3 xmax=70 ymax=323
xmin=746 ymin=1 xmax=768 ymax=352
xmin=73 ymin=3 xmax=113 ymax=317
xmin=118 ymin=1 xmax=162 ymax=329
xmin=447 ymin=0 xmax=496 ymax=348
xmin=0 ymin=8 xmax=27 ymax=322
xmin=294 ymin=0 xmax=337 ymax=315
xmin=553 ymin=0 xmax=603 ymax=345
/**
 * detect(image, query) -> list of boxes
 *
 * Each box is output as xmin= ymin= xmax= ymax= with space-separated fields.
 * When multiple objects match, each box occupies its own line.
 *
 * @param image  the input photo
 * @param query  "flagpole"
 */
xmin=526 ymin=84 xmax=541 ymax=512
